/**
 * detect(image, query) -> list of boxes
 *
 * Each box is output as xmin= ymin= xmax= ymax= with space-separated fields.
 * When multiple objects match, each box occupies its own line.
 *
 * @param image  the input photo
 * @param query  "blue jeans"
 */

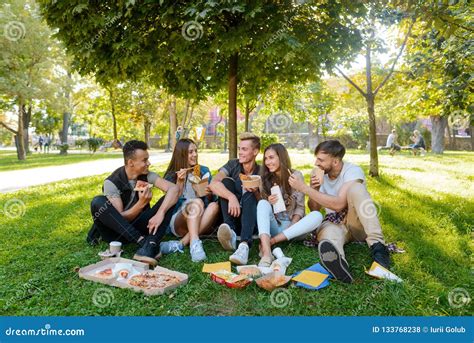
xmin=257 ymin=200 xmax=292 ymax=237
xmin=218 ymin=177 xmax=258 ymax=246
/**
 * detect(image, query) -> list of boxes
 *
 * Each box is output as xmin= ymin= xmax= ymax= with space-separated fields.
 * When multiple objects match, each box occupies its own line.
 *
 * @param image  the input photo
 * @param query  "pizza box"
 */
xmin=78 ymin=257 xmax=188 ymax=296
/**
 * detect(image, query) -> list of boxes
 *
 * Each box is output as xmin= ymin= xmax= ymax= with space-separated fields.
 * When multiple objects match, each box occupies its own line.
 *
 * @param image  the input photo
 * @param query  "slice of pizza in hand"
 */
xmin=134 ymin=180 xmax=153 ymax=191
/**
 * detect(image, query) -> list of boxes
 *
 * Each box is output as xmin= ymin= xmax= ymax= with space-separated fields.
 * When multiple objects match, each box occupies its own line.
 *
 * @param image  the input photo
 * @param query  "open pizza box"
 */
xmin=78 ymin=257 xmax=188 ymax=296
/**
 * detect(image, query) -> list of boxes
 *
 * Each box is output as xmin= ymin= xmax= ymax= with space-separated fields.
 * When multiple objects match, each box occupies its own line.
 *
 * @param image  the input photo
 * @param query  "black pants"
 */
xmin=390 ymin=143 xmax=401 ymax=151
xmin=218 ymin=177 xmax=258 ymax=247
xmin=90 ymin=195 xmax=174 ymax=244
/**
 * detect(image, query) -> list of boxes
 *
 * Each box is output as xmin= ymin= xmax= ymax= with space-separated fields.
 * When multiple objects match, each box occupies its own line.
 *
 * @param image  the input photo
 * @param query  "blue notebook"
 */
xmin=292 ymin=263 xmax=333 ymax=290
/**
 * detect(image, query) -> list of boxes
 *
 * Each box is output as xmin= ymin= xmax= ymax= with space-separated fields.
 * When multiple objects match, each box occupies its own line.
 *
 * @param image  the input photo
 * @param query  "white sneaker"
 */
xmin=190 ymin=239 xmax=206 ymax=263
xmin=229 ymin=243 xmax=249 ymax=265
xmin=217 ymin=223 xmax=237 ymax=251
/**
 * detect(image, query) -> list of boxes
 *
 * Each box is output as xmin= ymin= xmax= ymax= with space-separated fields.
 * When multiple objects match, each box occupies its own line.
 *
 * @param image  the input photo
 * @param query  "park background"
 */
xmin=0 ymin=0 xmax=472 ymax=316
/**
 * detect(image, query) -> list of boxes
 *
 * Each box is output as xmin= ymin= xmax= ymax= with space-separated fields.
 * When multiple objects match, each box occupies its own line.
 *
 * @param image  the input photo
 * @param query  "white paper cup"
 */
xmin=272 ymin=247 xmax=285 ymax=259
xmin=109 ymin=241 xmax=122 ymax=254
xmin=270 ymin=185 xmax=286 ymax=214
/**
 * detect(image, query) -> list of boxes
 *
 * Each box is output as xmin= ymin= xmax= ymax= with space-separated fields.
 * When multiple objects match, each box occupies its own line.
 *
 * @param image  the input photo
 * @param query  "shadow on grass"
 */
xmin=1 ymin=169 xmax=472 ymax=316
xmin=370 ymin=176 xmax=472 ymax=311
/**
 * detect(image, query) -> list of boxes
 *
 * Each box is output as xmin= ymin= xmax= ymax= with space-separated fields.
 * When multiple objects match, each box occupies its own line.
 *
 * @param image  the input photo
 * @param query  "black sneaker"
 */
xmin=318 ymin=240 xmax=353 ymax=283
xmin=86 ymin=223 xmax=101 ymax=246
xmin=133 ymin=237 xmax=159 ymax=266
xmin=370 ymin=242 xmax=391 ymax=269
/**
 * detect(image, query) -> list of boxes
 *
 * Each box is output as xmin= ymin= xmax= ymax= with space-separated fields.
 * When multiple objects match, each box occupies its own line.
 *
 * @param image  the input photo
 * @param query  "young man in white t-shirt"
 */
xmin=289 ymin=140 xmax=390 ymax=283
xmin=386 ymin=129 xmax=401 ymax=155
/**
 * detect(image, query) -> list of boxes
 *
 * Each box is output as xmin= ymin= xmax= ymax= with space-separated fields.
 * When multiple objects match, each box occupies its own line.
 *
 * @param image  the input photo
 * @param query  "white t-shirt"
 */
xmin=319 ymin=162 xmax=366 ymax=213
xmin=386 ymin=133 xmax=395 ymax=147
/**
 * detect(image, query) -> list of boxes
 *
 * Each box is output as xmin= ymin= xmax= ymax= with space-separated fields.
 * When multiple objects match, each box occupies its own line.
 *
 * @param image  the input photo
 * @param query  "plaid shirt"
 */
xmin=303 ymin=208 xmax=348 ymax=247
xmin=323 ymin=208 xmax=348 ymax=225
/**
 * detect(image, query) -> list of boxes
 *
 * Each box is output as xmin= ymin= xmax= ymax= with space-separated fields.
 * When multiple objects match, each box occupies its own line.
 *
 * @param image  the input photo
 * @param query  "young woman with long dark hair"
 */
xmin=162 ymin=139 xmax=220 ymax=262
xmin=257 ymin=143 xmax=323 ymax=267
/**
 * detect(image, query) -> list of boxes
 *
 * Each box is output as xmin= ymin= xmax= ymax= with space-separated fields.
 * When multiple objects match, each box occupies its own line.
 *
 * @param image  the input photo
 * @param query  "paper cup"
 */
xmin=311 ymin=168 xmax=325 ymax=185
xmin=270 ymin=185 xmax=286 ymax=214
xmin=192 ymin=178 xmax=209 ymax=197
xmin=109 ymin=241 xmax=122 ymax=254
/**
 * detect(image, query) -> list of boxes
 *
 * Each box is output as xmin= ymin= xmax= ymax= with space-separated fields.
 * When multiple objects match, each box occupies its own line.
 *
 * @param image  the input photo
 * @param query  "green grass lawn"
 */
xmin=0 ymin=150 xmax=472 ymax=316
xmin=0 ymin=149 xmax=123 ymax=172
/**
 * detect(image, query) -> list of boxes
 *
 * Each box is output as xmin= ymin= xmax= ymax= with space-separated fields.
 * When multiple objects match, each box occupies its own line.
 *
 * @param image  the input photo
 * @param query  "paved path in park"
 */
xmin=0 ymin=152 xmax=172 ymax=193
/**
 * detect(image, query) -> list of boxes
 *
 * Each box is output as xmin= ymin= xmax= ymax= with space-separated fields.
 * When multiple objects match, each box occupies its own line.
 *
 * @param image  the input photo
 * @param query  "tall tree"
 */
xmin=0 ymin=0 xmax=57 ymax=159
xmin=127 ymin=81 xmax=166 ymax=146
xmin=40 ymin=0 xmax=364 ymax=158
xmin=334 ymin=3 xmax=415 ymax=176
xmin=403 ymin=1 xmax=473 ymax=153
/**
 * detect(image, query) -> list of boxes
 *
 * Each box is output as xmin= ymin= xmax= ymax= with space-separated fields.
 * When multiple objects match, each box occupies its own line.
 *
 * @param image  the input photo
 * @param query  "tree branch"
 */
xmin=335 ymin=66 xmax=367 ymax=97
xmin=374 ymin=18 xmax=415 ymax=96
xmin=0 ymin=121 xmax=17 ymax=134
xmin=439 ymin=16 xmax=474 ymax=32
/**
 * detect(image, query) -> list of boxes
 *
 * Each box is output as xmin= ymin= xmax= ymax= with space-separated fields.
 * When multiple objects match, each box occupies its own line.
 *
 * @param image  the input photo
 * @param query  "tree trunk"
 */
xmin=430 ymin=115 xmax=447 ymax=154
xmin=322 ymin=113 xmax=329 ymax=139
xmin=17 ymin=103 xmax=26 ymax=160
xmin=14 ymin=135 xmax=21 ymax=159
xmin=181 ymin=99 xmax=190 ymax=128
xmin=308 ymin=121 xmax=319 ymax=152
xmin=245 ymin=100 xmax=250 ymax=132
xmin=470 ymin=122 xmax=474 ymax=151
xmin=61 ymin=74 xmax=72 ymax=144
xmin=108 ymin=88 xmax=118 ymax=141
xmin=144 ymin=119 xmax=151 ymax=147
xmin=367 ymin=95 xmax=379 ymax=176
xmin=452 ymin=127 xmax=457 ymax=150
xmin=61 ymin=111 xmax=70 ymax=144
xmin=185 ymin=105 xmax=195 ymax=129
xmin=22 ymin=105 xmax=31 ymax=154
xmin=228 ymin=52 xmax=238 ymax=159
xmin=169 ymin=98 xmax=177 ymax=149
xmin=365 ymin=35 xmax=379 ymax=177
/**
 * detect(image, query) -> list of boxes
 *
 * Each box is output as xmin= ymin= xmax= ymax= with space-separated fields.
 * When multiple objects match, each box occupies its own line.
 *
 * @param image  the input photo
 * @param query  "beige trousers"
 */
xmin=317 ymin=183 xmax=385 ymax=258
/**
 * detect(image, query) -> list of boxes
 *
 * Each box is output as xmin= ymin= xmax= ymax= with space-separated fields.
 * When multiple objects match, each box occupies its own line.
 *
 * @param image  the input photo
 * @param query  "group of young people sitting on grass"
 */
xmin=87 ymin=133 xmax=391 ymax=283
xmin=379 ymin=129 xmax=427 ymax=156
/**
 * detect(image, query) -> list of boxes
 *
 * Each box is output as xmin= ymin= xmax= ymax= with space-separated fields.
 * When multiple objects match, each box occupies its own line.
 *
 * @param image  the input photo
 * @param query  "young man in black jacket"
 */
xmin=87 ymin=140 xmax=179 ymax=266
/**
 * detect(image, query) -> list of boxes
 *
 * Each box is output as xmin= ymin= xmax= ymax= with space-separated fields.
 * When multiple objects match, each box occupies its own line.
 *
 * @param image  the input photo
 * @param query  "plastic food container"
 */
xmin=192 ymin=178 xmax=209 ymax=197
xmin=255 ymin=272 xmax=291 ymax=291
xmin=210 ymin=270 xmax=251 ymax=289
xmin=240 ymin=174 xmax=261 ymax=189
